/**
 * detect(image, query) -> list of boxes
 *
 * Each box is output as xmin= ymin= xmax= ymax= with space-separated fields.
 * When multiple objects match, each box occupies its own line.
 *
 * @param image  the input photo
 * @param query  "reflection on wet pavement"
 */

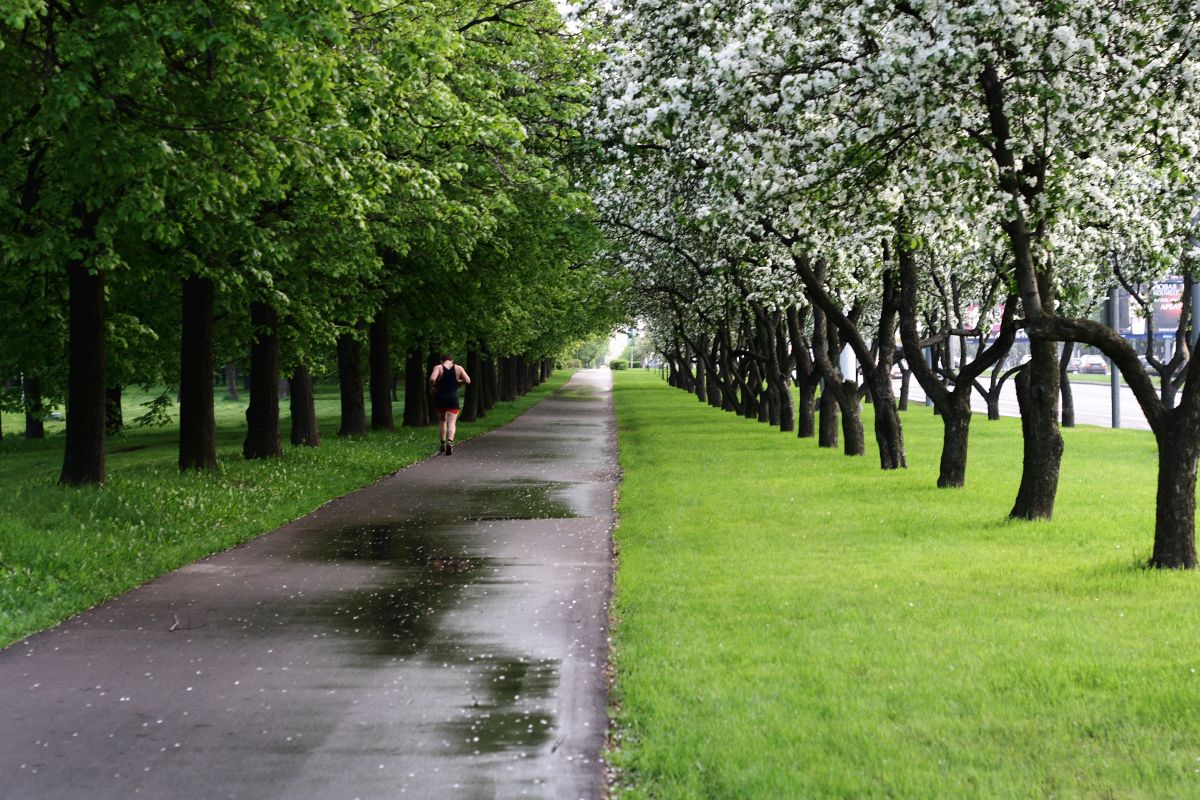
xmin=446 ymin=657 xmax=559 ymax=754
xmin=0 ymin=370 xmax=615 ymax=800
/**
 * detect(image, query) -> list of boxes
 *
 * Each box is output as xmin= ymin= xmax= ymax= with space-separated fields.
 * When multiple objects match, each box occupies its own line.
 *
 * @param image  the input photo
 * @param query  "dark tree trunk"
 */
xmin=867 ymin=373 xmax=905 ymax=469
xmin=23 ymin=375 xmax=44 ymax=440
xmin=863 ymin=269 xmax=905 ymax=469
xmin=838 ymin=380 xmax=866 ymax=457
xmin=1151 ymin=420 xmax=1199 ymax=568
xmin=718 ymin=331 xmax=737 ymax=411
xmin=288 ymin=364 xmax=320 ymax=447
xmin=774 ymin=315 xmax=795 ymax=433
xmin=224 ymin=363 xmax=239 ymax=401
xmin=899 ymin=369 xmax=911 ymax=411
xmin=503 ymin=357 xmax=518 ymax=401
xmin=786 ymin=306 xmax=816 ymax=437
xmin=705 ymin=337 xmax=722 ymax=409
xmin=986 ymin=391 xmax=1001 ymax=420
xmin=60 ymin=255 xmax=107 ymax=485
xmin=797 ymin=382 xmax=815 ymax=438
xmin=369 ymin=316 xmax=394 ymax=432
xmin=105 ymin=386 xmax=123 ymax=436
xmin=462 ymin=347 xmax=483 ymax=422
xmin=811 ymin=304 xmax=862 ymax=456
xmin=937 ymin=402 xmax=972 ymax=488
xmin=483 ymin=357 xmax=498 ymax=410
xmin=242 ymin=301 xmax=281 ymax=460
xmin=818 ymin=385 xmax=839 ymax=448
xmin=693 ymin=338 xmax=708 ymax=404
xmin=1059 ymin=341 xmax=1076 ymax=428
xmin=179 ymin=275 xmax=216 ymax=471
xmin=403 ymin=343 xmax=429 ymax=427
xmin=1010 ymin=341 xmax=1063 ymax=520
xmin=337 ymin=329 xmax=368 ymax=437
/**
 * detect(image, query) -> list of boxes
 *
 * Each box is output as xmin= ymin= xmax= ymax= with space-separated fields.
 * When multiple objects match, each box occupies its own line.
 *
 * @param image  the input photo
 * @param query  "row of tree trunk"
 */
xmin=54 ymin=271 xmax=555 ymax=484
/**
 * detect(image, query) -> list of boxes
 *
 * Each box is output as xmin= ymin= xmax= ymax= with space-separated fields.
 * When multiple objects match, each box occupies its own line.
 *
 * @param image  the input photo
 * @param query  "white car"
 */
xmin=1078 ymin=354 xmax=1108 ymax=375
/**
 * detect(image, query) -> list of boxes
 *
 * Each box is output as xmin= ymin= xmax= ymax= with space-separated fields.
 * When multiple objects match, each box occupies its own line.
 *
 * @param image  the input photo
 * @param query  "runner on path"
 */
xmin=429 ymin=354 xmax=470 ymax=454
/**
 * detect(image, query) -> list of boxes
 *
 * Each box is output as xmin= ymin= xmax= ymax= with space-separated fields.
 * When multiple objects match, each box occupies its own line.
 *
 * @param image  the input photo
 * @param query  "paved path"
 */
xmin=0 ymin=370 xmax=618 ymax=800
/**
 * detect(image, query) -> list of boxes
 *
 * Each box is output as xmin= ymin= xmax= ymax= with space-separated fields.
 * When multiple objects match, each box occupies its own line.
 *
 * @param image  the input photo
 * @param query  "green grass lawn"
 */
xmin=0 ymin=374 xmax=570 ymax=647
xmin=608 ymin=370 xmax=1200 ymax=799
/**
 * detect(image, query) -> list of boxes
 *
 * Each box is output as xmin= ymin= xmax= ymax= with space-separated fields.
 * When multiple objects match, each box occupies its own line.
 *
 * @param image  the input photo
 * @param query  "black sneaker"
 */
xmin=438 ymin=440 xmax=446 ymax=454
xmin=445 ymin=440 xmax=454 ymax=456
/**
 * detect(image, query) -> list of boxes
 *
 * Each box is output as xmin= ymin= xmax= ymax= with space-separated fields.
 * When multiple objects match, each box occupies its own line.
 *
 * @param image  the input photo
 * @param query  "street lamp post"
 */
xmin=1109 ymin=285 xmax=1121 ymax=429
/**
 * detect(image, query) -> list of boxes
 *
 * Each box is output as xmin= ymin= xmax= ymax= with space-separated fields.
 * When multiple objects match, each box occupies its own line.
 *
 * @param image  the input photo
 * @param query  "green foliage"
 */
xmin=610 ymin=371 xmax=1200 ymax=799
xmin=569 ymin=334 xmax=611 ymax=368
xmin=609 ymin=359 xmax=627 ymax=370
xmin=129 ymin=389 xmax=173 ymax=429
xmin=0 ymin=0 xmax=623 ymax=422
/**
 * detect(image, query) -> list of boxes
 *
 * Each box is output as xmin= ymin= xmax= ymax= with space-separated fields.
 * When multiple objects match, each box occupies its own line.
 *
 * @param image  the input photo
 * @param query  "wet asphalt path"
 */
xmin=0 ymin=369 xmax=618 ymax=800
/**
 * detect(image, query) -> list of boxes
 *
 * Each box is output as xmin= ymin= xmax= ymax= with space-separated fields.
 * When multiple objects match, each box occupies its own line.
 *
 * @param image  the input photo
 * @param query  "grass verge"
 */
xmin=0 ymin=373 xmax=571 ymax=647
xmin=608 ymin=370 xmax=1200 ymax=799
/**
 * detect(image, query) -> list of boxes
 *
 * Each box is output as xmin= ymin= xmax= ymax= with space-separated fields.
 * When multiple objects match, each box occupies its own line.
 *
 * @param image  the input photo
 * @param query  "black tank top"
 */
xmin=436 ymin=363 xmax=459 ymax=405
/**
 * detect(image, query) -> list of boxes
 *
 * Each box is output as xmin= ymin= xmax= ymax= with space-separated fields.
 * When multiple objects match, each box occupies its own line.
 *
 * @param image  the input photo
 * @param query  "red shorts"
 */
xmin=437 ymin=407 xmax=460 ymax=415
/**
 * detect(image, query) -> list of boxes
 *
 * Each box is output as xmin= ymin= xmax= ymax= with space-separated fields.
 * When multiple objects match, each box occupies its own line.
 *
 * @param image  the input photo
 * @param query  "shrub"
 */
xmin=610 ymin=359 xmax=627 ymax=370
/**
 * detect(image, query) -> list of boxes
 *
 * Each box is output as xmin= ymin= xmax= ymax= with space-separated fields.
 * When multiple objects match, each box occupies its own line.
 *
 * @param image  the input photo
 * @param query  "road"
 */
xmin=0 ymin=369 xmax=618 ymax=800
xmin=898 ymin=376 xmax=1153 ymax=431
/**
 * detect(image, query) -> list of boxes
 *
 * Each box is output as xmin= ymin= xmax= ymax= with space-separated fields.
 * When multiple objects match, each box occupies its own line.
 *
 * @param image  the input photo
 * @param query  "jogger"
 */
xmin=429 ymin=354 xmax=471 ymax=454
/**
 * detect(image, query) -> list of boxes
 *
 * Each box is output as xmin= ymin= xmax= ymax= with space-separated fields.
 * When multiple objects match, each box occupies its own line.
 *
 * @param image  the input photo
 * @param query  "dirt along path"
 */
xmin=0 ymin=369 xmax=618 ymax=800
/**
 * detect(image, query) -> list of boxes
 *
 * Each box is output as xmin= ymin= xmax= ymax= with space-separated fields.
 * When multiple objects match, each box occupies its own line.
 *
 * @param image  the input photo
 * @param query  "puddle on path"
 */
xmin=459 ymin=480 xmax=579 ymax=521
xmin=305 ymin=521 xmax=561 ymax=758
xmin=445 ymin=656 xmax=559 ymax=754
xmin=311 ymin=522 xmax=492 ymax=658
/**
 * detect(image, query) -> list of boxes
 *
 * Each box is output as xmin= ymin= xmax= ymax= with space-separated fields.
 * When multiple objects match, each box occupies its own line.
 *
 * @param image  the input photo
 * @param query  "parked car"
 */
xmin=1066 ymin=357 xmax=1081 ymax=373
xmin=1078 ymin=355 xmax=1109 ymax=375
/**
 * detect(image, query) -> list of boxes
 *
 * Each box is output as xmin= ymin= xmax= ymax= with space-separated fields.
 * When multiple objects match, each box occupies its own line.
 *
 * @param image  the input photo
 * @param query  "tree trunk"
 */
xmin=838 ymin=380 xmax=866 ymax=457
xmin=797 ymin=382 xmax=815 ymax=438
xmin=1010 ymin=342 xmax=1063 ymax=520
xmin=1151 ymin=420 xmax=1199 ymax=568
xmin=179 ymin=275 xmax=216 ymax=471
xmin=818 ymin=385 xmax=839 ymax=448
xmin=898 ymin=370 xmax=911 ymax=411
xmin=867 ymin=370 xmax=906 ymax=469
xmin=337 ymin=329 xmax=368 ymax=437
xmin=705 ymin=337 xmax=722 ymax=408
xmin=774 ymin=316 xmax=795 ymax=433
xmin=224 ymin=363 xmax=239 ymax=401
xmin=694 ymin=337 xmax=708 ymax=404
xmin=59 ymin=256 xmax=107 ymax=485
xmin=1059 ymin=341 xmax=1076 ymax=428
xmin=786 ymin=306 xmax=816 ymax=437
xmin=105 ymin=386 xmax=123 ymax=436
xmin=369 ymin=316 xmax=394 ymax=432
xmin=23 ymin=375 xmax=44 ymax=440
xmin=288 ymin=364 xmax=320 ymax=447
xmin=242 ymin=301 xmax=281 ymax=460
xmin=462 ymin=347 xmax=483 ymax=422
xmin=403 ymin=343 xmax=428 ymax=427
xmin=937 ymin=402 xmax=972 ymax=489
xmin=483 ymin=357 xmax=498 ymax=410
